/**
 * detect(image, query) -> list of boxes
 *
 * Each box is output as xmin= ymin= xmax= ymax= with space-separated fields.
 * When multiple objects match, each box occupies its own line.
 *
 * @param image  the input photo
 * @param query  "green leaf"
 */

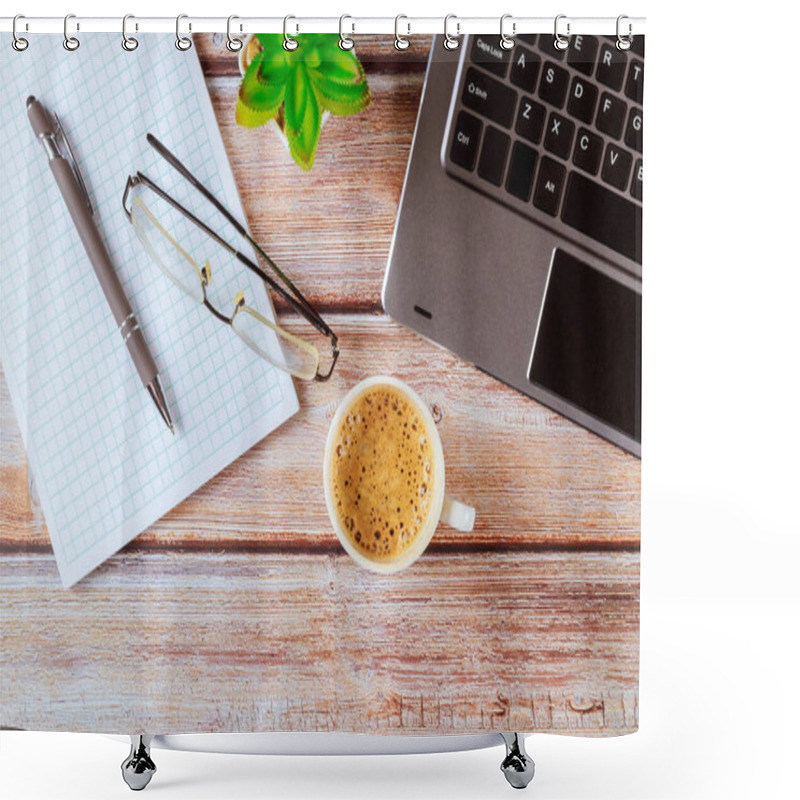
xmin=312 ymin=42 xmax=365 ymax=85
xmin=235 ymin=98 xmax=275 ymax=128
xmin=308 ymin=62 xmax=371 ymax=117
xmin=255 ymin=34 xmax=285 ymax=58
xmin=238 ymin=50 xmax=287 ymax=119
xmin=283 ymin=63 xmax=321 ymax=171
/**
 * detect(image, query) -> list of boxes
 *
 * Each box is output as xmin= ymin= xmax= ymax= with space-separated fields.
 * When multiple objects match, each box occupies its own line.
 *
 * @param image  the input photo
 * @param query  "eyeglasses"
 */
xmin=122 ymin=134 xmax=339 ymax=381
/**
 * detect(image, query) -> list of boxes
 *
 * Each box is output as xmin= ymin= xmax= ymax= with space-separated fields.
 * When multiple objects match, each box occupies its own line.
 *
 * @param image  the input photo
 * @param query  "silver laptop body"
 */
xmin=383 ymin=35 xmax=643 ymax=456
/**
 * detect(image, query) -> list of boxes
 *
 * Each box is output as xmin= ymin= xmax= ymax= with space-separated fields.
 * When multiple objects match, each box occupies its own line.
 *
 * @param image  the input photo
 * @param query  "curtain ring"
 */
xmin=122 ymin=15 xmax=138 ymax=51
xmin=443 ymin=14 xmax=460 ymax=51
xmin=616 ymin=15 xmax=633 ymax=51
xmin=339 ymin=15 xmax=354 ymax=50
xmin=63 ymin=13 xmax=80 ymax=51
xmin=283 ymin=15 xmax=299 ymax=51
xmin=553 ymin=14 xmax=570 ymax=51
xmin=499 ymin=14 xmax=515 ymax=50
xmin=394 ymin=15 xmax=410 ymax=51
xmin=12 ymin=14 xmax=29 ymax=51
xmin=226 ymin=15 xmax=243 ymax=52
xmin=175 ymin=14 xmax=192 ymax=51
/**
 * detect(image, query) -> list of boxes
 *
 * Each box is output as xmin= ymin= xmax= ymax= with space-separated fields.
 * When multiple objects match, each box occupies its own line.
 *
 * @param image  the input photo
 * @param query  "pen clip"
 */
xmin=52 ymin=113 xmax=93 ymax=216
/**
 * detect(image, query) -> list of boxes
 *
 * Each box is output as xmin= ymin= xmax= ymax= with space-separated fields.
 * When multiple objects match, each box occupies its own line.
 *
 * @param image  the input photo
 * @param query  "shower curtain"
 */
xmin=0 ymin=28 xmax=641 ymax=740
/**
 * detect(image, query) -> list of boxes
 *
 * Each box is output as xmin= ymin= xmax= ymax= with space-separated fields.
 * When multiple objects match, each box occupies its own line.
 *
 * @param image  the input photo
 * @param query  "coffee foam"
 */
xmin=331 ymin=385 xmax=436 ymax=561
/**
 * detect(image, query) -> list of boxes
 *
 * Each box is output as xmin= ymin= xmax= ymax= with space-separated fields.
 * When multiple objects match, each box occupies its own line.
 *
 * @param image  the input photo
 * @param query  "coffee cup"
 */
xmin=323 ymin=376 xmax=475 ymax=573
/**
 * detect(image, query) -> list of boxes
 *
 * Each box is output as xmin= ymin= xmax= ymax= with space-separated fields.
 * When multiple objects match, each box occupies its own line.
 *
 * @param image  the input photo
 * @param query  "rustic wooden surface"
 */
xmin=0 ymin=35 xmax=640 ymax=736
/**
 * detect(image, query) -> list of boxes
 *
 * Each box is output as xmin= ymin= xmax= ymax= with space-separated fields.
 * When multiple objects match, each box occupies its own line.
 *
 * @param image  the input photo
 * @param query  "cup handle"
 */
xmin=441 ymin=494 xmax=476 ymax=532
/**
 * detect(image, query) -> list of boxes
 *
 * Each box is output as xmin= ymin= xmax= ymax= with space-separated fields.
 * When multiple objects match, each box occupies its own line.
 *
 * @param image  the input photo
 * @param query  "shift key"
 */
xmin=461 ymin=67 xmax=517 ymax=128
xmin=561 ymin=172 xmax=642 ymax=264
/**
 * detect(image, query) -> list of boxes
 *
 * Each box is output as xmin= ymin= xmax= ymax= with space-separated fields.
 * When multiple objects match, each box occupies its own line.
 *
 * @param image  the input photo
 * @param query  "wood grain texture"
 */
xmin=0 ymin=35 xmax=640 ymax=736
xmin=1 ymin=551 xmax=638 ymax=735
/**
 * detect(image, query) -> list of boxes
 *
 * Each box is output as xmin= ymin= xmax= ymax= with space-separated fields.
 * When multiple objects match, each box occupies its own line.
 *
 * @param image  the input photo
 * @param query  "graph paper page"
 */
xmin=0 ymin=35 xmax=299 ymax=587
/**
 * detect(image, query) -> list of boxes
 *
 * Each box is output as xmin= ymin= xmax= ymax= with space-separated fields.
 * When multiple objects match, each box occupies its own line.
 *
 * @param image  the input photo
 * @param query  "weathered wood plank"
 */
xmin=0 ymin=551 xmax=638 ymax=734
xmin=0 ymin=314 xmax=640 ymax=553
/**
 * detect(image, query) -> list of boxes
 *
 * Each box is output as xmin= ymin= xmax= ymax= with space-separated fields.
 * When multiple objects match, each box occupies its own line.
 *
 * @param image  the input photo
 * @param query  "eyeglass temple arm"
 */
xmin=125 ymin=169 xmax=337 ymax=344
xmin=146 ymin=134 xmax=325 ymax=332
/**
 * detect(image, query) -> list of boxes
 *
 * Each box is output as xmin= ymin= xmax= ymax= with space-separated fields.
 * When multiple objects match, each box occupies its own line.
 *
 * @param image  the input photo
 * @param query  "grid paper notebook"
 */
xmin=0 ymin=35 xmax=299 ymax=587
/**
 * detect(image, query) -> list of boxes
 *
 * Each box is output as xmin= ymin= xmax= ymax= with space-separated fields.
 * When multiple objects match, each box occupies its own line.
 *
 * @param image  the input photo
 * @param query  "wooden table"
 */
xmin=0 ymin=36 xmax=639 ymax=736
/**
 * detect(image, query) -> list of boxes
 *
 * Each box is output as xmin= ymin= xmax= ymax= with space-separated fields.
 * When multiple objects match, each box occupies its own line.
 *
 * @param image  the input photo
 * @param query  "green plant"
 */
xmin=236 ymin=34 xmax=371 ymax=171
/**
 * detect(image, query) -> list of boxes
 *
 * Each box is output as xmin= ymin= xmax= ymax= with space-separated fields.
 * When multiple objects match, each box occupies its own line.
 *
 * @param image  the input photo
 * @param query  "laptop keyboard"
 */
xmin=445 ymin=34 xmax=643 ymax=266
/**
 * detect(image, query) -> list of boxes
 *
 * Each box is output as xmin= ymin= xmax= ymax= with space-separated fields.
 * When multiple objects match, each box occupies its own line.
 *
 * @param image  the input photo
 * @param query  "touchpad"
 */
xmin=529 ymin=250 xmax=641 ymax=442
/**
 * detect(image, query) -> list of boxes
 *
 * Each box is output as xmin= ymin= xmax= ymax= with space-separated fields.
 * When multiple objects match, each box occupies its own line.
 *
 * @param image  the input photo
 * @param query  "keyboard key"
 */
xmin=625 ymin=59 xmax=644 ymax=104
xmin=506 ymin=141 xmax=538 ymax=201
xmin=601 ymin=144 xmax=633 ymax=190
xmin=562 ymin=172 xmax=642 ymax=263
xmin=462 ymin=67 xmax=518 ymax=128
xmin=543 ymin=112 xmax=575 ymax=159
xmin=515 ymin=97 xmax=546 ymax=144
xmin=596 ymin=43 xmax=627 ymax=91
xmin=630 ymin=35 xmax=645 ymax=58
xmin=572 ymin=128 xmax=603 ymax=175
xmin=538 ymin=34 xmax=566 ymax=61
xmin=625 ymin=107 xmax=643 ymax=152
xmin=567 ymin=35 xmax=599 ymax=75
xmin=533 ymin=156 xmax=566 ymax=216
xmin=478 ymin=126 xmax=511 ymax=186
xmin=567 ymin=76 xmax=598 ymax=124
xmin=449 ymin=110 xmax=483 ymax=171
xmin=509 ymin=46 xmax=541 ymax=93
xmin=539 ymin=61 xmax=569 ymax=108
xmin=470 ymin=35 xmax=511 ymax=78
xmin=596 ymin=92 xmax=627 ymax=139
xmin=631 ymin=158 xmax=643 ymax=201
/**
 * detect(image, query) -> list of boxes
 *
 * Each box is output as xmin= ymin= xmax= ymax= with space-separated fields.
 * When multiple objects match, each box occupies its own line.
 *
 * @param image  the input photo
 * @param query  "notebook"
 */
xmin=0 ymin=35 xmax=299 ymax=588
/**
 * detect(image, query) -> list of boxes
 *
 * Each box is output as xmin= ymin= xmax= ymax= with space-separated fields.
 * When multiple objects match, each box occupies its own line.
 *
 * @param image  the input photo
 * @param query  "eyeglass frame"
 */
xmin=122 ymin=135 xmax=339 ymax=381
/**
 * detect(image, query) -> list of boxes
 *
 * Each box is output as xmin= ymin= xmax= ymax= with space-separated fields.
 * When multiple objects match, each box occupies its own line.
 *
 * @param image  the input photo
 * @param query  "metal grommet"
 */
xmin=122 ymin=14 xmax=138 ymax=51
xmin=12 ymin=14 xmax=29 ymax=51
xmin=339 ymin=15 xmax=354 ymax=50
xmin=175 ymin=14 xmax=192 ymax=51
xmin=394 ymin=15 xmax=410 ymax=51
xmin=616 ymin=14 xmax=633 ymax=51
xmin=283 ymin=15 xmax=299 ymax=51
xmin=499 ymin=14 xmax=515 ymax=50
xmin=226 ymin=15 xmax=243 ymax=52
xmin=443 ymin=14 xmax=460 ymax=51
xmin=63 ymin=13 xmax=80 ymax=51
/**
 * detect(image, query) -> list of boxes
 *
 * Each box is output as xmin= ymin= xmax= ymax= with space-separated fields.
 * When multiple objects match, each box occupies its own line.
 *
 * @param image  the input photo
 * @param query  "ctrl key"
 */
xmin=450 ymin=110 xmax=483 ymax=171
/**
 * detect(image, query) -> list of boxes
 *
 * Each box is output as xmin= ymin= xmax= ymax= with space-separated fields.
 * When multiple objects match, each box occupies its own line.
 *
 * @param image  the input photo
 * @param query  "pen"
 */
xmin=26 ymin=96 xmax=174 ymax=434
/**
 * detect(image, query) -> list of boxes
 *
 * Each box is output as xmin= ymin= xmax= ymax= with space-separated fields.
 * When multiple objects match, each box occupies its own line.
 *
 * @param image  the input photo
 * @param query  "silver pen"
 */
xmin=26 ymin=96 xmax=174 ymax=434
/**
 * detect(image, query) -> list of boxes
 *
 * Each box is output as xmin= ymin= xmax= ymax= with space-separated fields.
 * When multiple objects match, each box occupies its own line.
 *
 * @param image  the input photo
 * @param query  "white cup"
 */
xmin=323 ymin=376 xmax=476 ymax=573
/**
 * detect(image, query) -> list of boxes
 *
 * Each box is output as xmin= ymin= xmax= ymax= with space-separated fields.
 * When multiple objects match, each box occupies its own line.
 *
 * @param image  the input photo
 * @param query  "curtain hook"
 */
xmin=12 ymin=14 xmax=29 ymax=51
xmin=554 ymin=14 xmax=570 ymax=51
xmin=226 ymin=15 xmax=243 ymax=52
xmin=339 ymin=15 xmax=354 ymax=50
xmin=394 ymin=15 xmax=410 ymax=51
xmin=63 ymin=13 xmax=80 ymax=51
xmin=175 ymin=14 xmax=192 ymax=51
xmin=499 ymin=14 xmax=515 ymax=50
xmin=283 ymin=15 xmax=299 ymax=51
xmin=616 ymin=15 xmax=633 ymax=51
xmin=443 ymin=14 xmax=460 ymax=51
xmin=122 ymin=14 xmax=138 ymax=51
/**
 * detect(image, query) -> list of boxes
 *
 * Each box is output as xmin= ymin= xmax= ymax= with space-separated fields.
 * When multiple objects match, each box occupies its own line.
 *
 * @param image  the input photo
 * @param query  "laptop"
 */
xmin=383 ymin=34 xmax=643 ymax=457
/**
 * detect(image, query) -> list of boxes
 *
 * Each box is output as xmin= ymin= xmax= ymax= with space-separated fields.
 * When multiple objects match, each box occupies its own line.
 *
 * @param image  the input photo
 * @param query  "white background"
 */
xmin=2 ymin=1 xmax=798 ymax=798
